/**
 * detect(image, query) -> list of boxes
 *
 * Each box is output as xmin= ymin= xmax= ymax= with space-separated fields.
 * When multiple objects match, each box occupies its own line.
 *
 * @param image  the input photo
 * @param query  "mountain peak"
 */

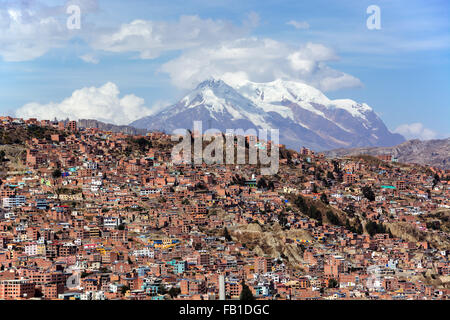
xmin=196 ymin=78 xmax=228 ymax=90
xmin=130 ymin=78 xmax=405 ymax=150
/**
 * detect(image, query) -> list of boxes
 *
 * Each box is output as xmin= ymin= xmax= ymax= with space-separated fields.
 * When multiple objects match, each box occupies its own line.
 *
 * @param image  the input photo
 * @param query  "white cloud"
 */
xmin=80 ymin=53 xmax=99 ymax=64
xmin=15 ymin=82 xmax=154 ymax=125
xmin=0 ymin=3 xmax=361 ymax=94
xmin=92 ymin=14 xmax=360 ymax=91
xmin=150 ymin=100 xmax=172 ymax=115
xmin=91 ymin=15 xmax=249 ymax=59
xmin=0 ymin=8 xmax=66 ymax=61
xmin=0 ymin=0 xmax=98 ymax=62
xmin=287 ymin=20 xmax=310 ymax=30
xmin=394 ymin=123 xmax=438 ymax=140
xmin=160 ymin=38 xmax=362 ymax=91
xmin=245 ymin=12 xmax=260 ymax=28
xmin=319 ymin=72 xmax=363 ymax=91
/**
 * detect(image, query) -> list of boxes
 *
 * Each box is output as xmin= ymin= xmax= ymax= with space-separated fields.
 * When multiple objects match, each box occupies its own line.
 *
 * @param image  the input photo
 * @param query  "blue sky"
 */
xmin=0 ymin=0 xmax=449 ymax=139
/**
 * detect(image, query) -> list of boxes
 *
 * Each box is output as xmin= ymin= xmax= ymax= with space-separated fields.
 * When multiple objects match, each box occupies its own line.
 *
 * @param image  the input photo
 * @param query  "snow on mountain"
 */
xmin=130 ymin=78 xmax=405 ymax=151
xmin=234 ymin=79 xmax=372 ymax=120
xmin=179 ymin=79 xmax=271 ymax=129
xmin=330 ymin=99 xmax=372 ymax=119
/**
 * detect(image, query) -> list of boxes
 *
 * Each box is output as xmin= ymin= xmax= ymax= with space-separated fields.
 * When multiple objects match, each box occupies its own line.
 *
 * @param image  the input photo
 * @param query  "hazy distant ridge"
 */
xmin=324 ymin=138 xmax=450 ymax=169
xmin=78 ymin=119 xmax=148 ymax=135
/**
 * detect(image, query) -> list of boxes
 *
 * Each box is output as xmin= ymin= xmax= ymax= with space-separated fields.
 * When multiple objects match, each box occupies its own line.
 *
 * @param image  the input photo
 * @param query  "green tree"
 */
xmin=362 ymin=186 xmax=376 ymax=201
xmin=327 ymin=171 xmax=334 ymax=180
xmin=239 ymin=280 xmax=255 ymax=300
xmin=121 ymin=285 xmax=130 ymax=295
xmin=426 ymin=221 xmax=440 ymax=230
xmin=168 ymin=287 xmax=181 ymax=298
xmin=326 ymin=210 xmax=341 ymax=226
xmin=343 ymin=204 xmax=355 ymax=217
xmin=99 ymin=267 xmax=110 ymax=273
xmin=135 ymin=137 xmax=152 ymax=151
xmin=320 ymin=193 xmax=329 ymax=205
xmin=365 ymin=221 xmax=387 ymax=237
xmin=432 ymin=173 xmax=440 ymax=188
xmin=294 ymin=196 xmax=308 ymax=213
xmin=52 ymin=168 xmax=62 ymax=179
xmin=388 ymin=228 xmax=394 ymax=238
xmin=345 ymin=219 xmax=352 ymax=231
xmin=223 ymin=227 xmax=232 ymax=242
xmin=294 ymin=196 xmax=323 ymax=224
xmin=159 ymin=283 xmax=167 ymax=295
xmin=278 ymin=211 xmax=288 ymax=228
xmin=328 ymin=278 xmax=339 ymax=288
xmin=356 ymin=221 xmax=363 ymax=235
xmin=257 ymin=178 xmax=268 ymax=189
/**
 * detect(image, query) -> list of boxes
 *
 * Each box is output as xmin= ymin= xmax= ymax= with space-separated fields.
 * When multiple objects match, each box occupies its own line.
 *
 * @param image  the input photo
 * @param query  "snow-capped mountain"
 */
xmin=130 ymin=79 xmax=405 ymax=151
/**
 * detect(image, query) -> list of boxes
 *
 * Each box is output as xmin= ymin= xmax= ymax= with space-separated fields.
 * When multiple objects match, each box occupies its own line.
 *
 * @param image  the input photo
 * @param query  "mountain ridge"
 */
xmin=130 ymin=78 xmax=405 ymax=150
xmin=78 ymin=119 xmax=148 ymax=135
xmin=324 ymin=138 xmax=450 ymax=169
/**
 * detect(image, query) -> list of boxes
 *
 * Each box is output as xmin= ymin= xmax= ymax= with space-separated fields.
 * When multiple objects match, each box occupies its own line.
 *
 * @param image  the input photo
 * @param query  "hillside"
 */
xmin=324 ymin=138 xmax=450 ymax=169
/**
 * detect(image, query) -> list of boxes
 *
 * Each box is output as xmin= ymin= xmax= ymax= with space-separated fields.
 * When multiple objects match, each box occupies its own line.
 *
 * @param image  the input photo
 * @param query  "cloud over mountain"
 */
xmin=0 ymin=2 xmax=362 ymax=94
xmin=15 ymin=82 xmax=154 ymax=125
xmin=90 ymin=14 xmax=361 ymax=92
xmin=91 ymin=15 xmax=250 ymax=59
xmin=394 ymin=123 xmax=438 ymax=140
xmin=160 ymin=39 xmax=362 ymax=92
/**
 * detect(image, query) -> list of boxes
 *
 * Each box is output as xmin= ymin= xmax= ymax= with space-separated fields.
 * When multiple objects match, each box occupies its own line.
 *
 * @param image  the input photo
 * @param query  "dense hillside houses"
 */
xmin=0 ymin=116 xmax=448 ymax=300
